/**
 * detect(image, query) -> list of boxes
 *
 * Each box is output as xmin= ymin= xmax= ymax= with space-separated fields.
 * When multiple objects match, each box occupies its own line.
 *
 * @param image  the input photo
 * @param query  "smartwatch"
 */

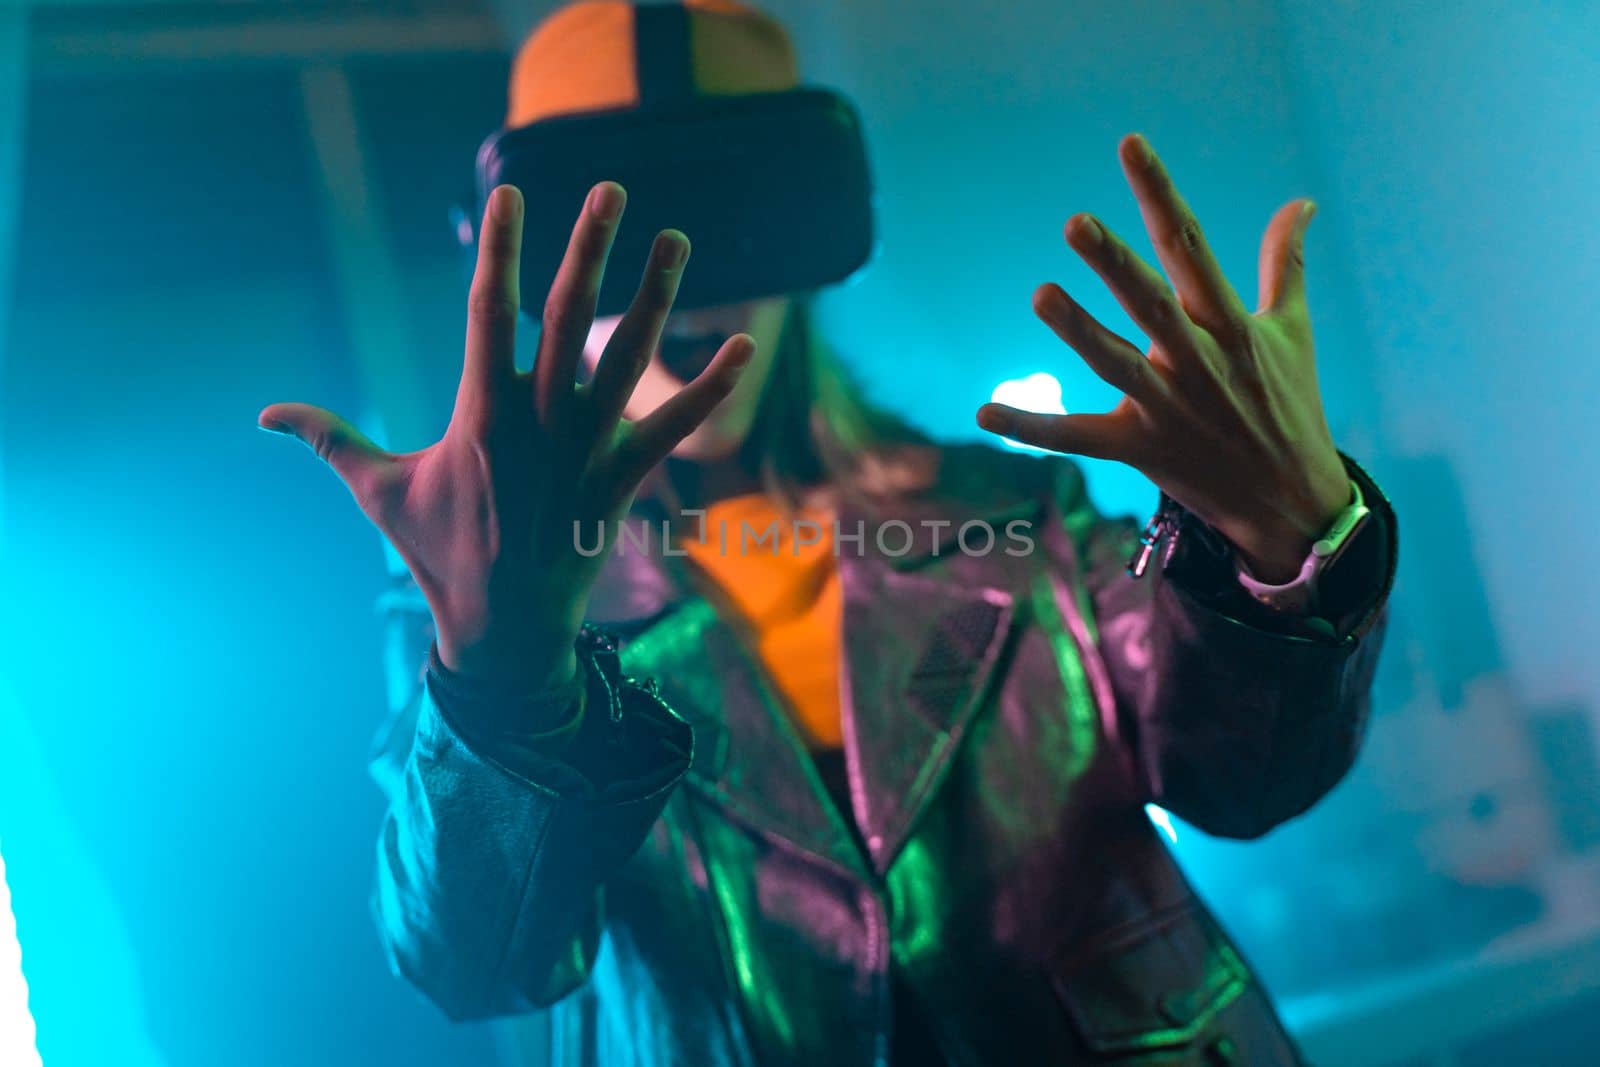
xmin=1235 ymin=478 xmax=1372 ymax=616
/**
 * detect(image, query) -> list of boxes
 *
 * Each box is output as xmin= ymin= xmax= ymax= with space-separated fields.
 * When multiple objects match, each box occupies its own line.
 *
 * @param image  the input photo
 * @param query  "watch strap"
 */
xmin=1235 ymin=477 xmax=1371 ymax=615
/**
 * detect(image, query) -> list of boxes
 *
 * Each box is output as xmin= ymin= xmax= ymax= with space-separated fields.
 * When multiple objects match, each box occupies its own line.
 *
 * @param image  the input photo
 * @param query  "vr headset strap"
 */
xmin=634 ymin=2 xmax=696 ymax=106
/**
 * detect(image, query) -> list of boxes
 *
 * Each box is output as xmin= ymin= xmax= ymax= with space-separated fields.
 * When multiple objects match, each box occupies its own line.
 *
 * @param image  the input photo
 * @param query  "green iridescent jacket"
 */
xmin=368 ymin=443 xmax=1396 ymax=1066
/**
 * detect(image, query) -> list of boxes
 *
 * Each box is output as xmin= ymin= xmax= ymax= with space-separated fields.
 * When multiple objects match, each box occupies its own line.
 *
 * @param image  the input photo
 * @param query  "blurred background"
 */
xmin=1 ymin=1 xmax=1597 ymax=1064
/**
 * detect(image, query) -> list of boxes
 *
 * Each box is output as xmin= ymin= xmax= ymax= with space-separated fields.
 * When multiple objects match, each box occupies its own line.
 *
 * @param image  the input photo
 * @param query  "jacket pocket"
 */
xmin=1052 ymin=900 xmax=1249 ymax=1057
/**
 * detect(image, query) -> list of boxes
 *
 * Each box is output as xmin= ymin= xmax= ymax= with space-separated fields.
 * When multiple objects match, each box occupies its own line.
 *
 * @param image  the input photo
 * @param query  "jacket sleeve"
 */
xmin=368 ymin=595 xmax=692 ymax=1021
xmin=1063 ymin=451 xmax=1398 ymax=840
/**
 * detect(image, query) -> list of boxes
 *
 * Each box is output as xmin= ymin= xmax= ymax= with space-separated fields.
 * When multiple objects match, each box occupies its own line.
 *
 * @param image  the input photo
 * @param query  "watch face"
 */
xmin=1316 ymin=505 xmax=1373 ymax=569
xmin=1314 ymin=497 xmax=1372 ymax=557
xmin=1314 ymin=503 xmax=1387 ymax=624
xmin=1235 ymin=482 xmax=1375 ymax=618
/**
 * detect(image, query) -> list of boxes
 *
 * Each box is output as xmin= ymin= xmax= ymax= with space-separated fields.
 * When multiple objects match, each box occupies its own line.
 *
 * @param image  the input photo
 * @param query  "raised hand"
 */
xmin=977 ymin=134 xmax=1350 ymax=584
xmin=260 ymin=183 xmax=754 ymax=691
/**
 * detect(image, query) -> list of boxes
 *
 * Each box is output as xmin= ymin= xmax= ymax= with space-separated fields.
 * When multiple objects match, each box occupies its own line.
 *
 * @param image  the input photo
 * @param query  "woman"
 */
xmin=261 ymin=2 xmax=1395 ymax=1063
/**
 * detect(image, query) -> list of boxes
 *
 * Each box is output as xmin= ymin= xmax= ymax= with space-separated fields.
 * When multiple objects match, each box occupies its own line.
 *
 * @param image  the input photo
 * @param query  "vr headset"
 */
xmin=469 ymin=2 xmax=875 ymax=318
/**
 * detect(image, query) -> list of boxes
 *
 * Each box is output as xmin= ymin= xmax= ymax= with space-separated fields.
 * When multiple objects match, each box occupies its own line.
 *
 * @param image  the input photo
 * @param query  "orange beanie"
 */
xmin=507 ymin=0 xmax=800 ymax=128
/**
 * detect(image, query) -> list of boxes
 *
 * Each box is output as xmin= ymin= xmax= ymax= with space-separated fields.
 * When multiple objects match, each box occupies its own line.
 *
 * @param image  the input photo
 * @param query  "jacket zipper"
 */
xmin=1126 ymin=495 xmax=1180 ymax=579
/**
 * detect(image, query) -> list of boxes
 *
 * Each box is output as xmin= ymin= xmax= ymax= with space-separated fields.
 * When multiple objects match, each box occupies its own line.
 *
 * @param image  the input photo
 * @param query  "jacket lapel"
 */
xmin=834 ymin=492 xmax=1031 ymax=876
xmin=605 ymin=539 xmax=872 ymax=881
xmin=599 ymin=447 xmax=1057 ymax=881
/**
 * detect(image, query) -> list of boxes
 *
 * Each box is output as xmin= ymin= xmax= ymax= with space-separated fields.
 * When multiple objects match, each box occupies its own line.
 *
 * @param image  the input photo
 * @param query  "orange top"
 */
xmin=681 ymin=493 xmax=843 ymax=750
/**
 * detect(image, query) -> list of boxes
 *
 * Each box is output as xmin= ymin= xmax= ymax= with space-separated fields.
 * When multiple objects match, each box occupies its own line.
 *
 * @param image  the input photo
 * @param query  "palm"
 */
xmin=979 ymin=134 xmax=1349 ymax=579
xmin=261 ymin=182 xmax=753 ymax=687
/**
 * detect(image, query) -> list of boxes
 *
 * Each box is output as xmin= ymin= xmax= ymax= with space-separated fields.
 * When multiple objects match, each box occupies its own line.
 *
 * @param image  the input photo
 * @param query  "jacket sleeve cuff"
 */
xmin=425 ymin=641 xmax=588 ymax=745
xmin=423 ymin=627 xmax=694 ymax=805
xmin=1160 ymin=451 xmax=1398 ymax=644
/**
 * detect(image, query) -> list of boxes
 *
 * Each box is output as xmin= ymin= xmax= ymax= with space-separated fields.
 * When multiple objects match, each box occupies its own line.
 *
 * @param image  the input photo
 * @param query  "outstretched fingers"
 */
xmin=1033 ymin=282 xmax=1166 ymax=404
xmin=974 ymin=405 xmax=1129 ymax=462
xmin=258 ymin=402 xmax=396 ymax=505
xmin=1117 ymin=133 xmax=1245 ymax=334
xmin=588 ymin=229 xmax=690 ymax=430
xmin=610 ymin=334 xmax=755 ymax=486
xmin=1258 ymin=198 xmax=1315 ymax=316
xmin=1063 ymin=213 xmax=1196 ymax=362
xmin=461 ymin=185 xmax=525 ymax=417
xmin=534 ymin=182 xmax=626 ymax=424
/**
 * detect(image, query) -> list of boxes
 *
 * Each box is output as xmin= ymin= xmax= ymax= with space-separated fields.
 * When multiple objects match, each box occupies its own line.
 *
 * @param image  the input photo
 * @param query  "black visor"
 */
xmin=476 ymin=86 xmax=876 ymax=317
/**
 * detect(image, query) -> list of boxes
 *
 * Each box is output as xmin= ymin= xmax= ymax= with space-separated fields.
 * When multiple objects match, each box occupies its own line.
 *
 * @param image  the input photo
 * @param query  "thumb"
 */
xmin=258 ymin=402 xmax=393 ymax=501
xmin=1257 ymin=198 xmax=1315 ymax=315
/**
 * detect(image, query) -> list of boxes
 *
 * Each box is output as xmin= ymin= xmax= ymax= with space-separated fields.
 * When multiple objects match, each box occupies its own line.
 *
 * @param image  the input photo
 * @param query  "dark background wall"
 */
xmin=2 ymin=11 xmax=509 ymax=1064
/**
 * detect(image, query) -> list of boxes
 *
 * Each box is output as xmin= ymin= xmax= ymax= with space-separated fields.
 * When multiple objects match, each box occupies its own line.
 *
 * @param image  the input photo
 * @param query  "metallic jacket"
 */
xmin=368 ymin=444 xmax=1396 ymax=1066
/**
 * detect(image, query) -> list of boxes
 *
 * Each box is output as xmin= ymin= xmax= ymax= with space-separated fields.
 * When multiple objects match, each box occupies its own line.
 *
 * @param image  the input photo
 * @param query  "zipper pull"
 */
xmin=1126 ymin=508 xmax=1172 ymax=579
xmin=578 ymin=624 xmax=627 ymax=724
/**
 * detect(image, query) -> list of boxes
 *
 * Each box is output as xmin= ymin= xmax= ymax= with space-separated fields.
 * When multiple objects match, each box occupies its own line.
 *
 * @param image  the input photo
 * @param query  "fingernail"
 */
xmin=1071 ymin=216 xmax=1103 ymax=247
xmin=658 ymin=230 xmax=689 ymax=268
xmin=588 ymin=182 xmax=624 ymax=221
xmin=1129 ymin=133 xmax=1153 ymax=165
xmin=1034 ymin=285 xmax=1068 ymax=325
xmin=258 ymin=421 xmax=292 ymax=437
xmin=978 ymin=406 xmax=1013 ymax=434
xmin=493 ymin=185 xmax=523 ymax=224
xmin=1301 ymin=199 xmax=1318 ymax=224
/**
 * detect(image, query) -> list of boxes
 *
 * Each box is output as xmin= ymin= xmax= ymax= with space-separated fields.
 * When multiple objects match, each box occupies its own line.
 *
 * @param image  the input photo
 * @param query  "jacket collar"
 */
xmin=600 ymin=446 xmax=1067 ymax=880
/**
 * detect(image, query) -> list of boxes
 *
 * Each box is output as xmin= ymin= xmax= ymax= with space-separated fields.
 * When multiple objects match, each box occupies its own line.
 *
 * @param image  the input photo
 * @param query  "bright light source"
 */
xmin=989 ymin=372 xmax=1066 ymax=451
xmin=0 ymin=844 xmax=42 ymax=1067
xmin=1146 ymin=804 xmax=1178 ymax=844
